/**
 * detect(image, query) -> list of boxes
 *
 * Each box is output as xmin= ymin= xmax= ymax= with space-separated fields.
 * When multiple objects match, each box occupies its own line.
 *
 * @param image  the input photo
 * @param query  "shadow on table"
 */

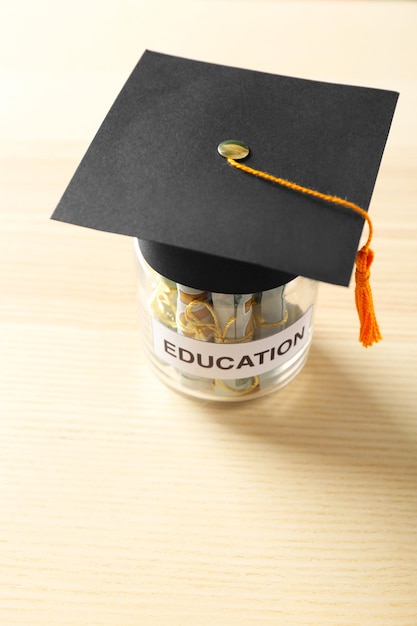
xmin=204 ymin=341 xmax=417 ymax=492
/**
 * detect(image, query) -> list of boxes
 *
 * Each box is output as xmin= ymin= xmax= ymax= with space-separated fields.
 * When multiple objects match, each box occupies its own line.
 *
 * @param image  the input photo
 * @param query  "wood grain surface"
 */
xmin=1 ymin=2 xmax=417 ymax=624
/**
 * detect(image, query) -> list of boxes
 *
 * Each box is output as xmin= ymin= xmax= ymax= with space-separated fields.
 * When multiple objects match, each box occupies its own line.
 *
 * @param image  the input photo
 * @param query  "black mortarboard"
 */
xmin=52 ymin=50 xmax=398 ymax=297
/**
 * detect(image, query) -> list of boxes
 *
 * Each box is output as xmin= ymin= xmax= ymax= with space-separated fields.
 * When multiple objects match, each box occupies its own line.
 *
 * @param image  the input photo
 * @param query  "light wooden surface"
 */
xmin=1 ymin=2 xmax=417 ymax=624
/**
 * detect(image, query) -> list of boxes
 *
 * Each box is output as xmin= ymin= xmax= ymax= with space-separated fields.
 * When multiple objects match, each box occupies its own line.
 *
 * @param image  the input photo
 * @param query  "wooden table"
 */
xmin=1 ymin=2 xmax=416 ymax=624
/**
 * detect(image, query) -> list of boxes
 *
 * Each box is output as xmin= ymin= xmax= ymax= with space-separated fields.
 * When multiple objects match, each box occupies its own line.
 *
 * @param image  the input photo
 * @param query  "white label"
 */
xmin=151 ymin=307 xmax=313 ymax=380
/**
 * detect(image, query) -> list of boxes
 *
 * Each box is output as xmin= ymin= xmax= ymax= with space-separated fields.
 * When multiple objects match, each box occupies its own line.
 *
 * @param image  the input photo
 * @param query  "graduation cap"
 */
xmin=52 ymin=50 xmax=398 ymax=347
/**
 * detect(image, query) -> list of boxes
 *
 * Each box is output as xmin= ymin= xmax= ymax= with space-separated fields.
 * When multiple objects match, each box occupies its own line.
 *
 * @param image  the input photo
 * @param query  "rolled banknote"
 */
xmin=255 ymin=286 xmax=287 ymax=338
xmin=255 ymin=286 xmax=311 ymax=390
xmin=211 ymin=293 xmax=258 ymax=396
xmin=175 ymin=284 xmax=215 ymax=392
xmin=150 ymin=275 xmax=178 ymax=330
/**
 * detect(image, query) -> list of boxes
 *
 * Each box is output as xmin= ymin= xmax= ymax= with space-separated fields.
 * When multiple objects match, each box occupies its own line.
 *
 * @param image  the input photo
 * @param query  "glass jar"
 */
xmin=135 ymin=239 xmax=318 ymax=402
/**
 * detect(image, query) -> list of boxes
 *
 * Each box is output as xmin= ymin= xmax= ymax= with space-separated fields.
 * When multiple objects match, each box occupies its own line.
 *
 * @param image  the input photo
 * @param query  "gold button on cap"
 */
xmin=217 ymin=140 xmax=250 ymax=160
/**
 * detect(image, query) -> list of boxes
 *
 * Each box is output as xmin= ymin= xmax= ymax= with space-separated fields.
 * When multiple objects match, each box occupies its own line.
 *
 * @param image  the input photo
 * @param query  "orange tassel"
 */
xmin=224 ymin=156 xmax=383 ymax=347
xmin=355 ymin=246 xmax=382 ymax=347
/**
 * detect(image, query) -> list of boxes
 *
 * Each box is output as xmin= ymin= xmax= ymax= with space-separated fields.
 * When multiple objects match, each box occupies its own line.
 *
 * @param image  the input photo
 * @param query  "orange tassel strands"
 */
xmin=226 ymin=157 xmax=382 ymax=348
xmin=355 ymin=247 xmax=382 ymax=347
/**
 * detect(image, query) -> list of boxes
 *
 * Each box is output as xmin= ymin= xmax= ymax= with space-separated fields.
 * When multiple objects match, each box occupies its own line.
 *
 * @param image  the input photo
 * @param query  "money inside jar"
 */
xmin=144 ymin=263 xmax=317 ymax=400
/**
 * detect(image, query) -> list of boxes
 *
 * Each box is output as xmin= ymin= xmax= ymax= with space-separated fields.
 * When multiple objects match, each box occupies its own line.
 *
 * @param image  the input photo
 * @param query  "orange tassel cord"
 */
xmin=227 ymin=157 xmax=382 ymax=348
